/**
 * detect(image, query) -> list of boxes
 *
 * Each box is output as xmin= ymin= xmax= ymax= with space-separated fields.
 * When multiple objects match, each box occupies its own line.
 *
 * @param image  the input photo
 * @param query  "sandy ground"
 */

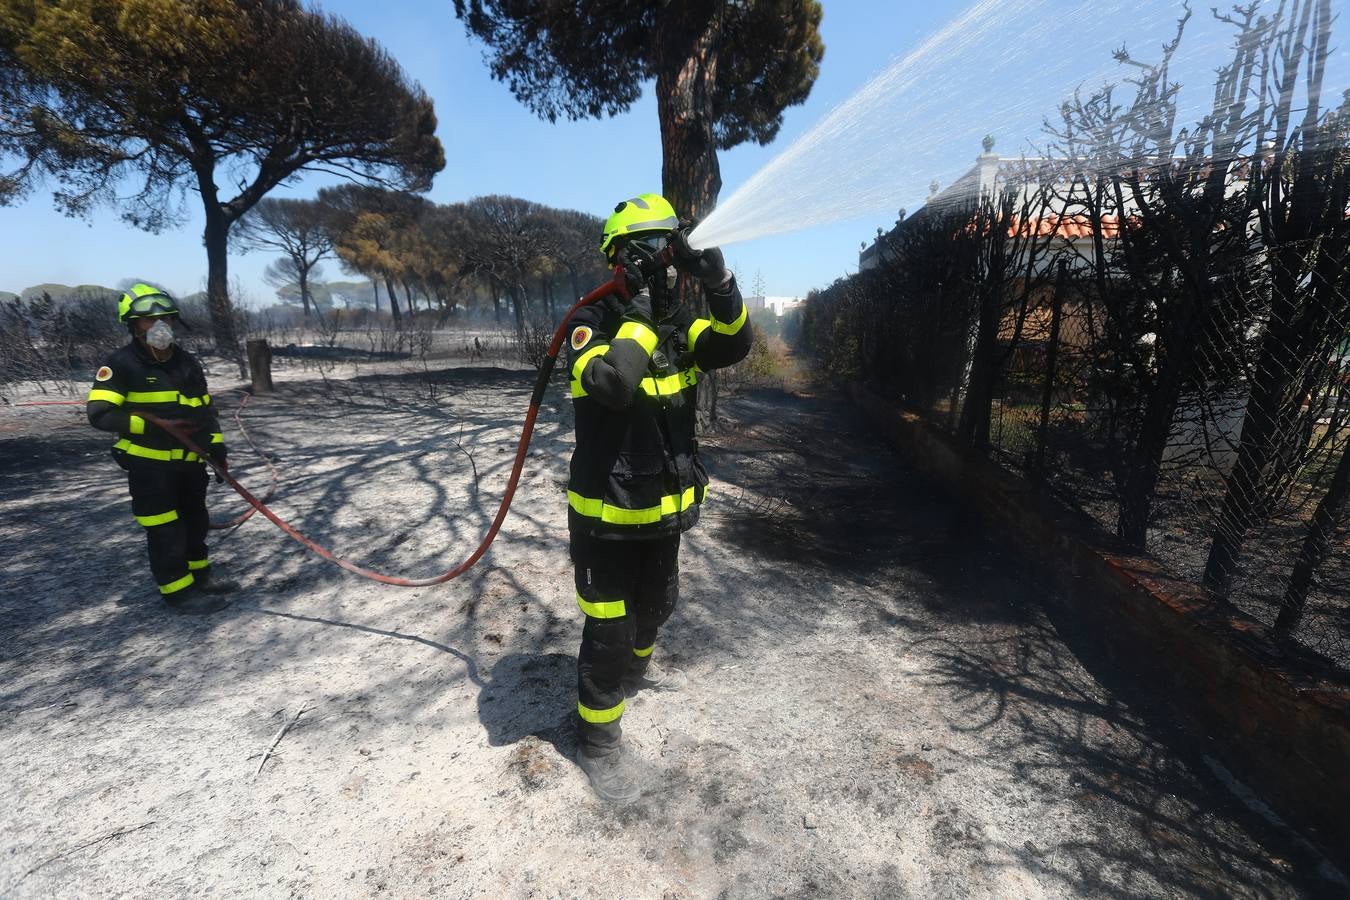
xmin=0 ymin=363 xmax=1343 ymax=898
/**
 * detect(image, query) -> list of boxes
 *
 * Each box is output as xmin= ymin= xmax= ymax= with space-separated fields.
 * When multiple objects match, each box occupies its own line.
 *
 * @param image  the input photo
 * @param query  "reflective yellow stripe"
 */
xmin=577 ymin=592 xmax=626 ymax=619
xmin=633 ymin=645 xmax=654 ymax=658
xmin=567 ymin=485 xmax=701 ymax=526
xmin=711 ymin=303 xmax=748 ymax=335
xmin=210 ymin=432 xmax=224 ymax=444
xmin=126 ymin=390 xmax=180 ymax=403
xmin=577 ymin=699 xmax=625 ymax=724
xmin=135 ymin=509 xmax=179 ymax=527
xmin=615 ymin=321 xmax=658 ymax=354
xmin=187 ymin=558 xmax=209 ymax=571
xmin=126 ymin=391 xmax=208 ymax=407
xmin=113 ymin=438 xmax=200 ymax=463
xmin=570 ymin=344 xmax=611 ymax=398
xmin=158 ymin=573 xmax=195 ymax=596
xmin=88 ymin=389 xmax=125 ymax=406
xmin=129 ymin=415 xmax=146 ymax=435
xmin=640 ymin=368 xmax=698 ymax=397
xmin=688 ymin=318 xmax=711 ymax=350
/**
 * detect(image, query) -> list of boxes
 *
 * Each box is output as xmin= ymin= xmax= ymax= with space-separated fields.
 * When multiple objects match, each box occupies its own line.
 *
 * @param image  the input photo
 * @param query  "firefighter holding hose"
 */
xmin=566 ymin=194 xmax=752 ymax=802
xmin=86 ymin=283 xmax=237 ymax=614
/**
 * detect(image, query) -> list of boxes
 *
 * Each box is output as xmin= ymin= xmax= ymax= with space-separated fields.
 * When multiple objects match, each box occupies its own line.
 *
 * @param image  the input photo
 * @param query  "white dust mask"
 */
xmin=145 ymin=320 xmax=174 ymax=351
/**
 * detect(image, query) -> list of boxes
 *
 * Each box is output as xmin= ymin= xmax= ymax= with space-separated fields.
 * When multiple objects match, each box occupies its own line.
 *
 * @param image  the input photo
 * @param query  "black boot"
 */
xmin=576 ymin=744 xmax=643 ymax=804
xmin=164 ymin=586 xmax=230 ymax=615
xmin=623 ymin=659 xmax=687 ymax=696
xmin=196 ymin=570 xmax=239 ymax=595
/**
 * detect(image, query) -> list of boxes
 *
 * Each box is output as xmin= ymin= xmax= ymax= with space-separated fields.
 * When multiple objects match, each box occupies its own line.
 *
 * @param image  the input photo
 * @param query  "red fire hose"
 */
xmin=14 ymin=391 xmax=278 ymax=531
xmin=13 ymin=265 xmax=638 ymax=585
xmin=207 ymin=391 xmax=278 ymax=531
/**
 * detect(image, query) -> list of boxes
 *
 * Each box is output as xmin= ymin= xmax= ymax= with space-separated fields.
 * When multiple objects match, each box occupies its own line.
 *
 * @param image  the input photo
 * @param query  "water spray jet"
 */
xmin=687 ymin=0 xmax=1348 ymax=253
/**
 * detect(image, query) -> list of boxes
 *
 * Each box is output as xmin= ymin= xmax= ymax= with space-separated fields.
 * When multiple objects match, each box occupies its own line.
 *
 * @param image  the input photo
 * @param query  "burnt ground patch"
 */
xmin=0 ymin=374 xmax=1340 ymax=897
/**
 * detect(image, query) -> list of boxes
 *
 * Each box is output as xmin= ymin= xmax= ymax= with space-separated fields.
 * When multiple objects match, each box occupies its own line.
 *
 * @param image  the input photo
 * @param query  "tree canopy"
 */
xmin=452 ymin=1 xmax=824 ymax=222
xmin=315 ymin=186 xmax=606 ymax=339
xmin=0 ymin=0 xmax=445 ymax=362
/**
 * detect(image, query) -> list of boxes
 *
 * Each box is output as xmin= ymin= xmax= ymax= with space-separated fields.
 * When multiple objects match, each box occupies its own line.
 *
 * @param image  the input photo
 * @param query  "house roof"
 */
xmin=861 ymin=150 xmax=1182 ymax=265
xmin=1010 ymin=214 xmax=1127 ymax=239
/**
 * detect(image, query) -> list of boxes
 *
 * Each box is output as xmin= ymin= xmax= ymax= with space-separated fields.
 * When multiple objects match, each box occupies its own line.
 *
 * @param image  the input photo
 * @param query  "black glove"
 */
xmin=620 ymin=262 xmax=647 ymax=304
xmin=672 ymin=222 xmax=731 ymax=290
xmin=211 ymin=454 xmax=228 ymax=484
xmin=623 ymin=287 xmax=654 ymax=325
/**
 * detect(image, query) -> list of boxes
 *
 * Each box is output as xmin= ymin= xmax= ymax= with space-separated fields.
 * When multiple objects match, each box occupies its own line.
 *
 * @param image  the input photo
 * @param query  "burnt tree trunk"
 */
xmin=1113 ymin=162 xmax=1232 ymax=550
xmin=541 ymin=275 xmax=554 ymax=322
xmin=1116 ymin=308 xmax=1200 ymax=549
xmin=298 ymin=265 xmax=312 ymax=320
xmin=1201 ymin=0 xmax=1344 ymax=592
xmin=655 ymin=4 xmax=723 ymax=429
xmin=1033 ymin=263 xmax=1069 ymax=476
xmin=654 ymin=6 xmax=722 ymax=228
xmin=247 ymin=339 xmax=274 ymax=394
xmin=489 ymin=275 xmax=503 ymax=324
xmin=202 ymin=204 xmax=245 ymax=377
xmin=1276 ymin=436 xmax=1350 ymax=635
xmin=1203 ymin=145 xmax=1350 ymax=594
xmin=567 ymin=266 xmax=582 ymax=306
xmin=384 ymin=277 xmax=403 ymax=325
xmin=957 ymin=241 xmax=1006 ymax=449
xmin=510 ymin=281 xmax=527 ymax=344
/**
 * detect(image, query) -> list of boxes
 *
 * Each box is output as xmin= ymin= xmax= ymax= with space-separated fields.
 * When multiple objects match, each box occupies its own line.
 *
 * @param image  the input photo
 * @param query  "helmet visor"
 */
xmin=630 ymin=234 xmax=669 ymax=255
xmin=127 ymin=294 xmax=177 ymax=317
xmin=623 ymin=234 xmax=670 ymax=265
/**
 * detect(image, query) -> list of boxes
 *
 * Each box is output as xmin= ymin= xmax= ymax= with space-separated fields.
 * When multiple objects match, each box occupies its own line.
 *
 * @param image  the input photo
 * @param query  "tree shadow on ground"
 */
xmin=2 ymin=371 xmax=1336 ymax=894
xmin=0 ymin=367 xmax=568 ymax=725
xmin=685 ymin=386 xmax=1337 ymax=897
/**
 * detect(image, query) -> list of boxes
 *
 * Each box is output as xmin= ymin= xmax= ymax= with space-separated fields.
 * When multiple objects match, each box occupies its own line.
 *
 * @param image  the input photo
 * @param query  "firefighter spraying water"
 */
xmin=564 ymin=194 xmax=751 ymax=803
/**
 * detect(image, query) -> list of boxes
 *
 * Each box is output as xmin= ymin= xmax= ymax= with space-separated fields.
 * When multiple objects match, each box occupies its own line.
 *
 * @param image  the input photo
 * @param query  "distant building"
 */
xmin=744 ymin=295 xmax=804 ymax=317
xmin=858 ymin=137 xmax=1251 ymax=275
xmin=859 ymin=142 xmax=1127 ymax=275
xmin=858 ymin=138 xmax=1271 ymax=472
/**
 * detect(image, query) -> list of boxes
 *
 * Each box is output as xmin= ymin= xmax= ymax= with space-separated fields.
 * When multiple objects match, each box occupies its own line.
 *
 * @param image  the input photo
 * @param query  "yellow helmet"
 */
xmin=118 ymin=282 xmax=180 ymax=324
xmin=599 ymin=193 xmax=679 ymax=261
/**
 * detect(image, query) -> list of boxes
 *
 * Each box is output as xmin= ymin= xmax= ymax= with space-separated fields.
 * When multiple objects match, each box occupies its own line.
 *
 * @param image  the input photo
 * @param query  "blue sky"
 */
xmin=0 ymin=1 xmax=985 ymax=302
xmin=1 ymin=0 xmax=1344 ymax=304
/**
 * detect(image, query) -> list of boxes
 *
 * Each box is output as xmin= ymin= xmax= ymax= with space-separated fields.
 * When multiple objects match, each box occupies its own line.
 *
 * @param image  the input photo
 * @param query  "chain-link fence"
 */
xmin=988 ymin=252 xmax=1350 ymax=665
xmin=801 ymin=158 xmax=1350 ymax=670
xmin=802 ymin=0 xmax=1350 ymax=669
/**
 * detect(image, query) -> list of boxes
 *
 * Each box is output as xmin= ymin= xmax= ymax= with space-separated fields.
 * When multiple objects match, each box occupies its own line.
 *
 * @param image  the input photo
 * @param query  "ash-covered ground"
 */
xmin=0 ymin=362 xmax=1339 ymax=898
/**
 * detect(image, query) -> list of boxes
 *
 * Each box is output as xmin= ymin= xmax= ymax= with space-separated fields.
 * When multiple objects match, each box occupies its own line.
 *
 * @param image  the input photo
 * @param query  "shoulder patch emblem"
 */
xmin=95 ymin=366 xmax=113 ymax=382
xmin=570 ymin=325 xmax=594 ymax=351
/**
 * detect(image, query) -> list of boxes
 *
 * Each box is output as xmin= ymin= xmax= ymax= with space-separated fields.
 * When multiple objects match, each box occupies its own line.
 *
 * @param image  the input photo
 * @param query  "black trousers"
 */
xmin=126 ymin=463 xmax=210 ymax=597
xmin=571 ymin=531 xmax=681 ymax=755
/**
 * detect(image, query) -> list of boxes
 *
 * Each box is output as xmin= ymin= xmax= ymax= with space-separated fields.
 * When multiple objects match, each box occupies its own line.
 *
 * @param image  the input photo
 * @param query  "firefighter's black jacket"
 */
xmin=86 ymin=339 xmax=226 ymax=467
xmin=565 ymin=277 xmax=752 ymax=540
